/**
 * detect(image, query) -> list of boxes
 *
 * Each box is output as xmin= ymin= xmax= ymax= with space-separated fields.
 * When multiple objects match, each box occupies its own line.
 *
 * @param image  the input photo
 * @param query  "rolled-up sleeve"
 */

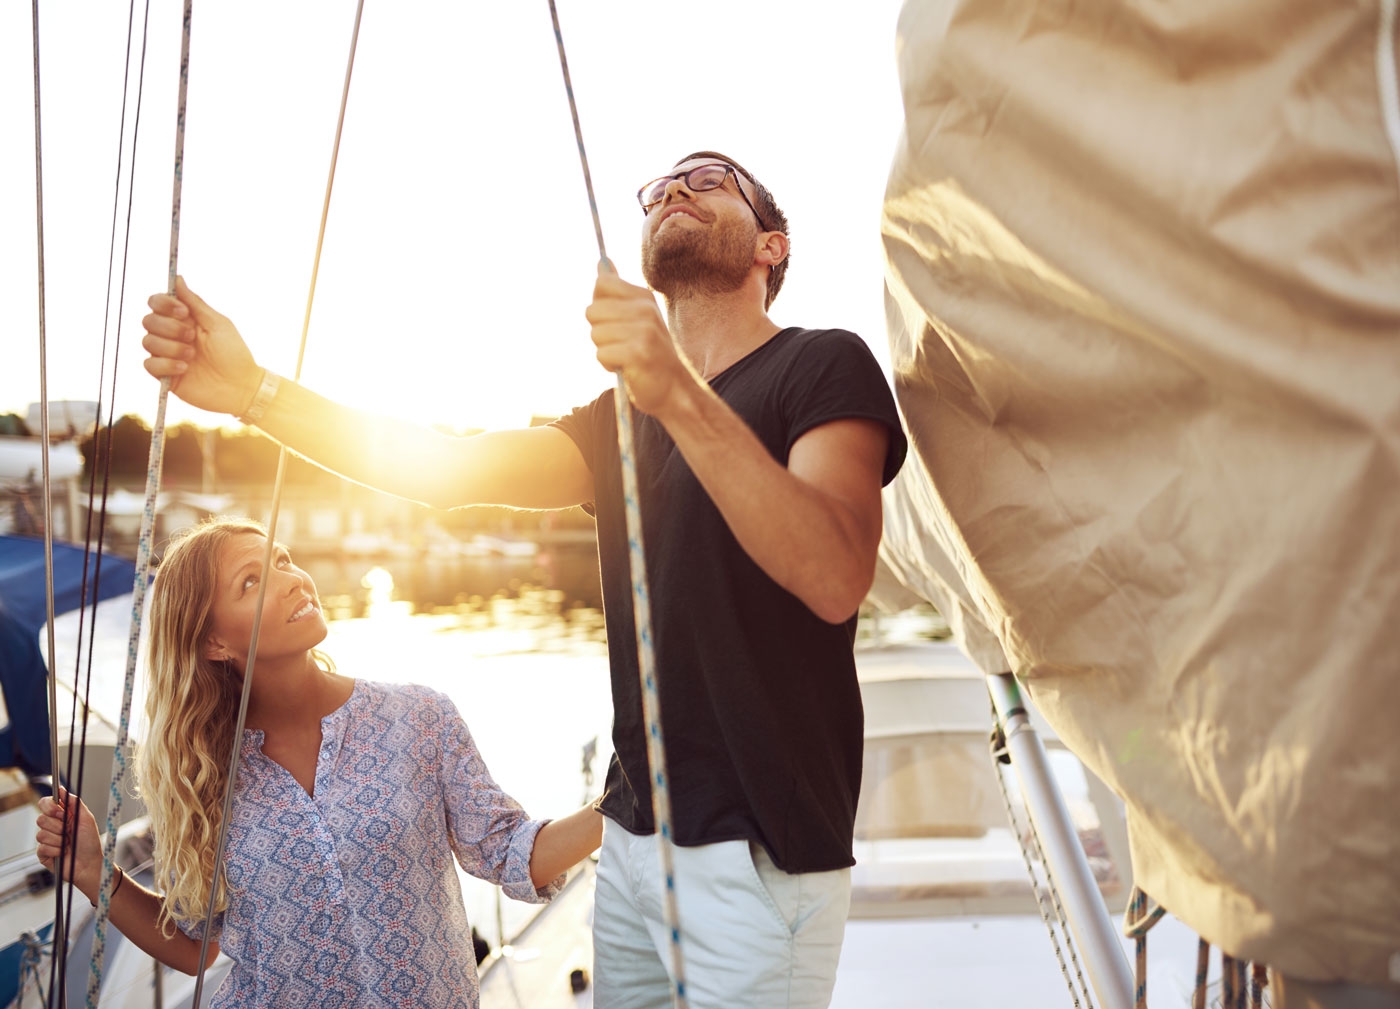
xmin=434 ymin=695 xmax=564 ymax=903
xmin=174 ymin=907 xmax=222 ymax=942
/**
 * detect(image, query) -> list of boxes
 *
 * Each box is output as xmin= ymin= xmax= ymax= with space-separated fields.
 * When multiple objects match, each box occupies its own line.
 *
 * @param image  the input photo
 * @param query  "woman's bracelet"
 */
xmin=89 ymin=865 xmax=125 ymax=907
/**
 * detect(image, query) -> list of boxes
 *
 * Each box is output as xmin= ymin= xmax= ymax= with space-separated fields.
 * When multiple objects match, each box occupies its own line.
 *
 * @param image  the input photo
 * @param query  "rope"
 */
xmin=1025 ymin=803 xmax=1097 ymax=1007
xmin=30 ymin=0 xmax=61 ymax=877
xmin=1188 ymin=941 xmax=1269 ymax=1009
xmin=27 ymin=5 xmax=77 ymax=1004
xmin=1191 ymin=938 xmax=1209 ymax=1009
xmin=1251 ymin=962 xmax=1268 ymax=1009
xmin=85 ymin=1 xmax=193 ymax=1002
xmin=1232 ymin=957 xmax=1251 ymax=1009
xmin=545 ymin=2 xmax=688 ymax=1005
xmin=25 ymin=5 xmax=91 ymax=1002
xmin=1122 ymin=885 xmax=1167 ymax=1009
xmin=190 ymin=2 xmax=366 ymax=1000
xmin=56 ymin=0 xmax=152 ymax=999
xmin=989 ymin=718 xmax=1093 ymax=1009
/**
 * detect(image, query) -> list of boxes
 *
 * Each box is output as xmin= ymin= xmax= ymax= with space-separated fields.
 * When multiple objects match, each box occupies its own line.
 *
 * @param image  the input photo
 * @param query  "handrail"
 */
xmin=987 ymin=671 xmax=1135 ymax=1009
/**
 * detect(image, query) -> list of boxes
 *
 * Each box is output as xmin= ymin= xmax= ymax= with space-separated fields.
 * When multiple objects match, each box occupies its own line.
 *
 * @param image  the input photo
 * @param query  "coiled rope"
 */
xmin=545 ymin=2 xmax=689 ymax=1005
xmin=1122 ymin=886 xmax=1166 ymax=1009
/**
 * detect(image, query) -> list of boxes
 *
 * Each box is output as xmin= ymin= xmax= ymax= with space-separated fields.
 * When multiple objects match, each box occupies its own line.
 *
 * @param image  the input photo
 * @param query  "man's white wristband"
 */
xmin=238 ymin=369 xmax=281 ymax=425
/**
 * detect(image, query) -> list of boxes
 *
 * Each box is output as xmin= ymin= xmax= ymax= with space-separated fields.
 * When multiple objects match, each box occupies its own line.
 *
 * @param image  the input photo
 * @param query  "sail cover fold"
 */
xmin=880 ymin=0 xmax=1400 ymax=984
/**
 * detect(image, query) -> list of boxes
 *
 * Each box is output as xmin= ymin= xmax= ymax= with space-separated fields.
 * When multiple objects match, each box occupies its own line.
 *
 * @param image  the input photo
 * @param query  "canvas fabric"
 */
xmin=879 ymin=0 xmax=1400 ymax=985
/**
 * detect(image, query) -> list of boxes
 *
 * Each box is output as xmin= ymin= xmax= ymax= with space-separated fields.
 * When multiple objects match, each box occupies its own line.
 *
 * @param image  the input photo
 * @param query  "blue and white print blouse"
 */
xmin=183 ymin=680 xmax=561 ymax=1007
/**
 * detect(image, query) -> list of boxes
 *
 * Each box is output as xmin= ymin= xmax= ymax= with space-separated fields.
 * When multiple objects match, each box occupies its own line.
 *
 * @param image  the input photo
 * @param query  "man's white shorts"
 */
xmin=593 ymin=816 xmax=851 ymax=1009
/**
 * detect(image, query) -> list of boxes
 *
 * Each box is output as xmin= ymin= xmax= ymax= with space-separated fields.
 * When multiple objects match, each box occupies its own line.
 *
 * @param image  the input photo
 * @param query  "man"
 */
xmin=143 ymin=152 xmax=907 ymax=1009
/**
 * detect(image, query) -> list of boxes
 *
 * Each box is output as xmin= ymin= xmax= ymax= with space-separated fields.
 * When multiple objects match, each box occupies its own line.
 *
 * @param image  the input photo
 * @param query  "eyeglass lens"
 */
xmin=639 ymin=164 xmax=732 ymax=209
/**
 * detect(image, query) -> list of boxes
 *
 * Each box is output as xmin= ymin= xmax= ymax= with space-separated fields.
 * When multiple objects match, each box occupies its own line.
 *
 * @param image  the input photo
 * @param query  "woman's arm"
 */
xmin=433 ymin=690 xmax=593 ymax=899
xmin=36 ymin=790 xmax=220 ymax=976
xmin=528 ymin=806 xmax=603 ymax=889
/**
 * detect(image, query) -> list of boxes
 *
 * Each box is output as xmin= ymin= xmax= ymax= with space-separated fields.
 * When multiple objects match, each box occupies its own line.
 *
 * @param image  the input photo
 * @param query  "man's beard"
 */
xmin=642 ymin=216 xmax=755 ymax=301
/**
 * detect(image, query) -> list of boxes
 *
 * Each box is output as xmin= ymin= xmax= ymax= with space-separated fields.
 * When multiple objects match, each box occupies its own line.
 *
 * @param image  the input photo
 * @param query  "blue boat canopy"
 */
xmin=0 ymin=535 xmax=135 ymax=776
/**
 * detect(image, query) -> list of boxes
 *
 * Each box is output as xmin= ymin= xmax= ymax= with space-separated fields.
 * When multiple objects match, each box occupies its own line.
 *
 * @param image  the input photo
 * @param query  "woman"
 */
xmin=37 ymin=516 xmax=602 ymax=1007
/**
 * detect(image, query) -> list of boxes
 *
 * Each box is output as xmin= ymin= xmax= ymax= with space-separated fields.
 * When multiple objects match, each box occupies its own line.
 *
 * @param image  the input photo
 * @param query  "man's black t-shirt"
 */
xmin=551 ymin=327 xmax=907 ymax=873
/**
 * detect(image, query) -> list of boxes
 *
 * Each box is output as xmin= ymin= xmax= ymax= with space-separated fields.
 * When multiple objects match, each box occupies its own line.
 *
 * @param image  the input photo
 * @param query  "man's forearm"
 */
xmin=254 ymin=379 xmax=469 ymax=509
xmin=251 ymin=379 xmax=592 ymax=511
xmin=654 ymin=379 xmax=886 ymax=624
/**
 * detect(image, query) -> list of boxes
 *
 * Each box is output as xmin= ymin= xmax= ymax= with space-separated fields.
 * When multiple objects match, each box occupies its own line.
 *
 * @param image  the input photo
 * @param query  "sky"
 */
xmin=1 ymin=0 xmax=908 ymax=433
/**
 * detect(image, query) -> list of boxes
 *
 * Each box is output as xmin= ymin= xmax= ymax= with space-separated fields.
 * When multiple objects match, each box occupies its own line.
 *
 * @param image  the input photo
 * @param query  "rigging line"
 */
xmin=545 ymin=3 xmax=689 ymax=1006
xmin=989 ymin=709 xmax=1088 ymax=1009
xmin=28 ymin=3 xmax=70 ymax=1002
xmin=53 ymin=0 xmax=147 ymax=974
xmin=31 ymin=0 xmax=57 ymax=850
xmin=85 ymin=0 xmax=194 ymax=1004
xmin=190 ymin=1 xmax=367 ymax=1000
xmin=58 ymin=0 xmax=155 ymax=998
xmin=1025 ymin=802 xmax=1096 ymax=1007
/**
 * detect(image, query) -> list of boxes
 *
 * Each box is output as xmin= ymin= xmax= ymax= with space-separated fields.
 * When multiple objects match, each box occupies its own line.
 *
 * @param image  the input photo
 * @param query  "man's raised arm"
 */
xmin=586 ymin=270 xmax=891 ymax=624
xmin=142 ymin=278 xmax=593 ymax=512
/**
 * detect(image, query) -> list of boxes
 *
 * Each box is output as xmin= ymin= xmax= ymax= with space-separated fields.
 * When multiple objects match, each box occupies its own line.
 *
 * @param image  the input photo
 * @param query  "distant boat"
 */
xmin=0 ymin=439 xmax=84 ymax=485
xmin=341 ymin=530 xmax=417 ymax=558
xmin=467 ymin=535 xmax=538 ymax=560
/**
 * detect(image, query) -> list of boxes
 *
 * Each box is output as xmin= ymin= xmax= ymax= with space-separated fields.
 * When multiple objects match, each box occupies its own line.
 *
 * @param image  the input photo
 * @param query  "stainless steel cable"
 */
xmin=190 ymin=1 xmax=366 ymax=1000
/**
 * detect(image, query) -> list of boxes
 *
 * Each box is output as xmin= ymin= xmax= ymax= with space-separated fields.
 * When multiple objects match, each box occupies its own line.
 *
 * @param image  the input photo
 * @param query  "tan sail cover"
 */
xmin=880 ymin=0 xmax=1400 ymax=984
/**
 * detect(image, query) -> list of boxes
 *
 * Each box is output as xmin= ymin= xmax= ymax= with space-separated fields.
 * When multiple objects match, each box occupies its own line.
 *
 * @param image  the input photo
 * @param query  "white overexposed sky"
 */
xmin=1 ymin=0 xmax=907 ymax=432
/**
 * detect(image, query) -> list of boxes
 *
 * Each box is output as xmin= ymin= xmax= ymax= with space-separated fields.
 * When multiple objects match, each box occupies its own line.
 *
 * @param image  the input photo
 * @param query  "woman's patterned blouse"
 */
xmin=184 ymin=680 xmax=561 ymax=1007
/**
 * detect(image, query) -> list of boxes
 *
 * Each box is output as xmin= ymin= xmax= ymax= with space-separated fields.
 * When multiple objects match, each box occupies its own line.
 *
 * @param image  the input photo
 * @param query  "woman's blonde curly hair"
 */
xmin=134 ymin=515 xmax=330 ymax=935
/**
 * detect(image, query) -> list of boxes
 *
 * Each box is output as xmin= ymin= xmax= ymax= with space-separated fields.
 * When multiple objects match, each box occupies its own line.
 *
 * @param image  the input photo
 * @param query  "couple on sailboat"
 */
xmin=42 ymin=152 xmax=907 ymax=1008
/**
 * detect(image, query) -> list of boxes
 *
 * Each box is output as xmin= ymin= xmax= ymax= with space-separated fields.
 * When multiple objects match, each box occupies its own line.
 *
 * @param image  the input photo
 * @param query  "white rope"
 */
xmin=545 ymin=2 xmax=689 ymax=1004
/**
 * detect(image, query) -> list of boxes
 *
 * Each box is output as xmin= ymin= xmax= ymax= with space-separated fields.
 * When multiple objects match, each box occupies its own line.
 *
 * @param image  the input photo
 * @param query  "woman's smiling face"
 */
xmin=204 ymin=531 xmax=328 ymax=667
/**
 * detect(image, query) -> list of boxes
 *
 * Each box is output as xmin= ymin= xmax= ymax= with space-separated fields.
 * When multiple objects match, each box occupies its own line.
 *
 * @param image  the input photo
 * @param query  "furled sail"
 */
xmin=879 ymin=0 xmax=1400 ymax=985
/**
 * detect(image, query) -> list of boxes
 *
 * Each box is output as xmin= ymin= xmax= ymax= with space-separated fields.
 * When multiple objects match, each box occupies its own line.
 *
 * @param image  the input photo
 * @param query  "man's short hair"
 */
xmin=678 ymin=151 xmax=790 ymax=309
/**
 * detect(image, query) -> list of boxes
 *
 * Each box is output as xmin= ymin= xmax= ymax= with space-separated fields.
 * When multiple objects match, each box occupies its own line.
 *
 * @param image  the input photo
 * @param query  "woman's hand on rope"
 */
xmin=142 ymin=277 xmax=262 ymax=417
xmin=35 ymin=786 xmax=104 ymax=902
xmin=586 ymin=267 xmax=694 ymax=417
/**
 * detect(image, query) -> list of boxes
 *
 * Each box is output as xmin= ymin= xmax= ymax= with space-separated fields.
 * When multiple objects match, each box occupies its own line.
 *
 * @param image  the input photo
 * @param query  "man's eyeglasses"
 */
xmin=636 ymin=163 xmax=767 ymax=231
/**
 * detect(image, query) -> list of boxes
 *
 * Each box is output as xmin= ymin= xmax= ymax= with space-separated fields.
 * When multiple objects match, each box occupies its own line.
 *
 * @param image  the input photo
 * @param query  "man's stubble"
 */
xmin=642 ymin=214 xmax=756 ymax=302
